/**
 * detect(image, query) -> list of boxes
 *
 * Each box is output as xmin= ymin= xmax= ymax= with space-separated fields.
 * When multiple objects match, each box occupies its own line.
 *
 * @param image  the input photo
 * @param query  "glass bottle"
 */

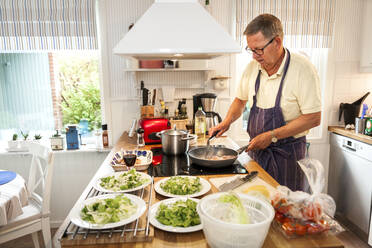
xmin=194 ymin=107 xmax=206 ymax=139
xmin=102 ymin=124 xmax=109 ymax=148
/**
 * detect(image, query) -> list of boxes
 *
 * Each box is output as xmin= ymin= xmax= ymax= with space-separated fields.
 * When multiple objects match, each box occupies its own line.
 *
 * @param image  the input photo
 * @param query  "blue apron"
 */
xmin=247 ymin=49 xmax=307 ymax=191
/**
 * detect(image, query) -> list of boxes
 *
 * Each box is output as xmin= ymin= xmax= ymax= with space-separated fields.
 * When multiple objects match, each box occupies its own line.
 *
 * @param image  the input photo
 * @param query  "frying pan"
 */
xmin=188 ymin=144 xmax=249 ymax=168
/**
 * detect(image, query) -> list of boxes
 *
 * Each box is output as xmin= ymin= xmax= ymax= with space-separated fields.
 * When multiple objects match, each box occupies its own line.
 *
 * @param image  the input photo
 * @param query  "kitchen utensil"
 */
xmin=139 ymin=60 xmax=164 ymax=68
xmin=156 ymin=128 xmax=196 ymax=155
xmin=205 ymin=132 xmax=217 ymax=159
xmin=128 ymin=119 xmax=137 ymax=137
xmin=339 ymin=92 xmax=370 ymax=125
xmin=355 ymin=117 xmax=367 ymax=134
xmin=218 ymin=171 xmax=258 ymax=192
xmin=152 ymin=89 xmax=156 ymax=105
xmin=193 ymin=93 xmax=222 ymax=132
xmin=197 ymin=193 xmax=274 ymax=248
xmin=140 ymin=105 xmax=155 ymax=119
xmin=139 ymin=118 xmax=170 ymax=144
xmin=142 ymin=88 xmax=149 ymax=105
xmin=188 ymin=144 xmax=249 ymax=168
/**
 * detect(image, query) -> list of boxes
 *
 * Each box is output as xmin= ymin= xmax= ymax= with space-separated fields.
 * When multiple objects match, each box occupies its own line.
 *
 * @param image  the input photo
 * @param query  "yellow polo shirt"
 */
xmin=236 ymin=49 xmax=321 ymax=138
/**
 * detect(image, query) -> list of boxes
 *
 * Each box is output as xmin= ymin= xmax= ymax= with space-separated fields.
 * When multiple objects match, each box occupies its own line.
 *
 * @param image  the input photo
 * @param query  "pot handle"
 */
xmin=181 ymin=134 xmax=196 ymax=141
xmin=155 ymin=132 xmax=162 ymax=138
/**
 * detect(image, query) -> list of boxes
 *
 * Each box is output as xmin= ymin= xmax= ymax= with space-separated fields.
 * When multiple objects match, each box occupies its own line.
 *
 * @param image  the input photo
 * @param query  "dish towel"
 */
xmin=0 ymin=171 xmax=17 ymax=185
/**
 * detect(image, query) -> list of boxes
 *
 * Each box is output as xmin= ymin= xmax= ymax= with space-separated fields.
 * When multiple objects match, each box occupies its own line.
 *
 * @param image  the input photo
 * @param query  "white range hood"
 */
xmin=113 ymin=0 xmax=241 ymax=60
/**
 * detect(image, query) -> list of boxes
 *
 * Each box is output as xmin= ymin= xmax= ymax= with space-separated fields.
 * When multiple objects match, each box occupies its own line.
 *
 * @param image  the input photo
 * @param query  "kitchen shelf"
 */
xmin=123 ymin=68 xmax=213 ymax=72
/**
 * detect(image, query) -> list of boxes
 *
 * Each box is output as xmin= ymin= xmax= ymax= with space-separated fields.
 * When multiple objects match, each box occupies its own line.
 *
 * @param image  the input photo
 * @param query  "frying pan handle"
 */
xmin=236 ymin=144 xmax=249 ymax=154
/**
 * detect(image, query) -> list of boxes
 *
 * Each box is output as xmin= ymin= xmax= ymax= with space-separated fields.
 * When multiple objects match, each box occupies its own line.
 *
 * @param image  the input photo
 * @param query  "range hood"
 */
xmin=113 ymin=0 xmax=241 ymax=60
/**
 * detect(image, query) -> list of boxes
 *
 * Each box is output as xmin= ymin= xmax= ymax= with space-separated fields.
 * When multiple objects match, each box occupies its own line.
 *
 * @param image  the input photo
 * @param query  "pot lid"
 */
xmin=113 ymin=0 xmax=241 ymax=60
xmin=162 ymin=129 xmax=188 ymax=136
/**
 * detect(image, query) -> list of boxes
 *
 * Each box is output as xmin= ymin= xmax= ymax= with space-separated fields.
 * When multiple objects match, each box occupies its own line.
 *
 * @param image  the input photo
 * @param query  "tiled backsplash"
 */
xmin=329 ymin=61 xmax=372 ymax=125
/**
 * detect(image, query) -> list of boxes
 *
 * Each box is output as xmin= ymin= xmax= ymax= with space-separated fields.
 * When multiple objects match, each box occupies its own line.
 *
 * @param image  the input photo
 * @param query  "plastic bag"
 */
xmin=271 ymin=158 xmax=344 ymax=238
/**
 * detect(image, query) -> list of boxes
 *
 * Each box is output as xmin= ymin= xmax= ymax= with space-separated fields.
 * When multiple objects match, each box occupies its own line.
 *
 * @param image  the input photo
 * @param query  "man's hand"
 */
xmin=246 ymin=131 xmax=272 ymax=151
xmin=209 ymin=121 xmax=231 ymax=138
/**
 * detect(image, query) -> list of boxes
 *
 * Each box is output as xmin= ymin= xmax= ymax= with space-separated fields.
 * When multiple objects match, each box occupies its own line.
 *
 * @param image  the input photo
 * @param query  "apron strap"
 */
xmin=252 ymin=70 xmax=262 ymax=107
xmin=275 ymin=49 xmax=291 ymax=107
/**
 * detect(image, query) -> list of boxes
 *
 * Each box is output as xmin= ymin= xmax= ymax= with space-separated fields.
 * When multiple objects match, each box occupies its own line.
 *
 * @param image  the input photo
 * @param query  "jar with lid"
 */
xmin=137 ymin=128 xmax=145 ymax=147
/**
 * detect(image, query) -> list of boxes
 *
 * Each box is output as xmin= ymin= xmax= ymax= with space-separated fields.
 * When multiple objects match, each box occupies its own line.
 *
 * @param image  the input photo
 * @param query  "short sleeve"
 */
xmin=297 ymin=62 xmax=322 ymax=114
xmin=236 ymin=65 xmax=250 ymax=101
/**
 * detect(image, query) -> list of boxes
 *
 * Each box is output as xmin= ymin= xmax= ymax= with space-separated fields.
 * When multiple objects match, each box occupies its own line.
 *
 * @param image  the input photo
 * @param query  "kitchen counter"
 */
xmin=53 ymin=132 xmax=344 ymax=248
xmin=329 ymin=126 xmax=372 ymax=145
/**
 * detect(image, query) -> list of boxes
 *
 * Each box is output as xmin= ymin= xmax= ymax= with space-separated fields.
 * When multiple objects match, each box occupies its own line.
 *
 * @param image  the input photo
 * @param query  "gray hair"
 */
xmin=243 ymin=14 xmax=284 ymax=39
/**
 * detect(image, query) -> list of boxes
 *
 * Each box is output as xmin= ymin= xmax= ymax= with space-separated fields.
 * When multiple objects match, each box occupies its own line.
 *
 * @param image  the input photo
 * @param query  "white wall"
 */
xmin=329 ymin=0 xmax=372 ymax=126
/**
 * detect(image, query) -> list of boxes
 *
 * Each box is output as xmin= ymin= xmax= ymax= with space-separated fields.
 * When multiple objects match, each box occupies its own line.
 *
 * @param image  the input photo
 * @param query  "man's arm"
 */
xmin=247 ymin=112 xmax=321 ymax=151
xmin=209 ymin=97 xmax=247 ymax=137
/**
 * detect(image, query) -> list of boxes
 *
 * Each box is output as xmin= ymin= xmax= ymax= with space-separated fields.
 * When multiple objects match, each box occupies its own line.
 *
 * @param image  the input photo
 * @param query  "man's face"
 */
xmin=246 ymin=32 xmax=278 ymax=68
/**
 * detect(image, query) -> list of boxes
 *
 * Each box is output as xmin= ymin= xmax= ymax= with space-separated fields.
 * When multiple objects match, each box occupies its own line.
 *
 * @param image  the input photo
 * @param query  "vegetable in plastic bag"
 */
xmin=271 ymin=158 xmax=344 ymax=237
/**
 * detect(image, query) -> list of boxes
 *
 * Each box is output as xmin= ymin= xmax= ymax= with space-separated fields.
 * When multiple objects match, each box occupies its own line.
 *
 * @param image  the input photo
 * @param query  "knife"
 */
xmin=219 ymin=171 xmax=258 ymax=192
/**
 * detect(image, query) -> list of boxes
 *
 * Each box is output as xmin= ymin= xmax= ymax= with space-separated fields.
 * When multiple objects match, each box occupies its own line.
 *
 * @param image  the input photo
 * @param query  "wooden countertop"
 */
xmin=53 ymin=132 xmax=344 ymax=248
xmin=328 ymin=126 xmax=372 ymax=145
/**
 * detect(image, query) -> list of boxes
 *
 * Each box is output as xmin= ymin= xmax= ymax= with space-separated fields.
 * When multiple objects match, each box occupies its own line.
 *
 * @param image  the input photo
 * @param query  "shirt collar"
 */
xmin=257 ymin=48 xmax=287 ymax=77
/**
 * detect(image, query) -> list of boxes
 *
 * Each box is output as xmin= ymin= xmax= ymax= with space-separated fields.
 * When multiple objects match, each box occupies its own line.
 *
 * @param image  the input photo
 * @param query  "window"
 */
xmin=0 ymin=51 xmax=101 ymax=143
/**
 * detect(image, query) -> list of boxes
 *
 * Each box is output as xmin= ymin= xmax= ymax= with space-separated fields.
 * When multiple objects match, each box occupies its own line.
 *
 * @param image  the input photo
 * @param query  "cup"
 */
xmin=355 ymin=117 xmax=366 ymax=134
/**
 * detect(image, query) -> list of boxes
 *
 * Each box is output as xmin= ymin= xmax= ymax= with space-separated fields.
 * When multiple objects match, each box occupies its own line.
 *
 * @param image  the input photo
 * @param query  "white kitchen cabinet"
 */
xmin=360 ymin=0 xmax=372 ymax=72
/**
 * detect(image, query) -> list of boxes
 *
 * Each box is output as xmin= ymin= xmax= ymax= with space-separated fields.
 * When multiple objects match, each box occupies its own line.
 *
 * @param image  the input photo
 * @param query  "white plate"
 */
xmin=70 ymin=194 xmax=146 ymax=230
xmin=154 ymin=176 xmax=211 ymax=198
xmin=93 ymin=171 xmax=152 ymax=193
xmin=149 ymin=197 xmax=202 ymax=233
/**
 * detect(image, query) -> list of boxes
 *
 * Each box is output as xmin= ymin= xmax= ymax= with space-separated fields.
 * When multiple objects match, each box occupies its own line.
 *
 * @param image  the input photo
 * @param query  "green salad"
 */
xmin=160 ymin=176 xmax=202 ymax=195
xmin=156 ymin=199 xmax=200 ymax=227
xmin=80 ymin=194 xmax=137 ymax=224
xmin=100 ymin=169 xmax=149 ymax=191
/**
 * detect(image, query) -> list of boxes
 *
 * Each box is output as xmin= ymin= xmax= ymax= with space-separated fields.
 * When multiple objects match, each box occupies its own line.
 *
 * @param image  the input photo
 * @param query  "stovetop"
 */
xmin=147 ymin=147 xmax=247 ymax=177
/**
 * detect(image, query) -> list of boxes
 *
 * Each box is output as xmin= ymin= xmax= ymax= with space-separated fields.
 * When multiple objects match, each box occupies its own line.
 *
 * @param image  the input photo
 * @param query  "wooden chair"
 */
xmin=0 ymin=142 xmax=55 ymax=248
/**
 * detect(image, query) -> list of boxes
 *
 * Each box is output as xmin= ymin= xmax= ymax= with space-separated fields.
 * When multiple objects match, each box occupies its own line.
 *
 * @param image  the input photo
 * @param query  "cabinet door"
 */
xmin=360 ymin=0 xmax=372 ymax=72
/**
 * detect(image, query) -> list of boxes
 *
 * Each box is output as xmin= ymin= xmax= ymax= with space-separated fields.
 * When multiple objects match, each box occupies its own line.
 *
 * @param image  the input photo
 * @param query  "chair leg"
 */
xmin=31 ymin=232 xmax=40 ymax=248
xmin=41 ymin=217 xmax=52 ymax=248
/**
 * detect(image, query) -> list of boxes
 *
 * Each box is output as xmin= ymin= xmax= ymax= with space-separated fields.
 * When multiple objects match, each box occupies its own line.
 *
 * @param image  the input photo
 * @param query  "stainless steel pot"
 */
xmin=156 ymin=129 xmax=196 ymax=155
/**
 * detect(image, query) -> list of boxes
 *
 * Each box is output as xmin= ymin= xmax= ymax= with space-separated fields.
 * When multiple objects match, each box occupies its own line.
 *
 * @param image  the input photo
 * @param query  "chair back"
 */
xmin=27 ymin=142 xmax=55 ymax=216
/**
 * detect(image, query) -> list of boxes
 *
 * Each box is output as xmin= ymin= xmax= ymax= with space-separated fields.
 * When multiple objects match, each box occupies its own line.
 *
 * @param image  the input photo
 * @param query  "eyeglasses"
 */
xmin=245 ymin=37 xmax=276 ymax=55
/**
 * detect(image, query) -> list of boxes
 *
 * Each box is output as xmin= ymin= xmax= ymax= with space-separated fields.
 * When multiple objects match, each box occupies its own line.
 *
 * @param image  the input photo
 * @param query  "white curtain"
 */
xmin=0 ymin=0 xmax=98 ymax=51
xmin=236 ymin=0 xmax=336 ymax=48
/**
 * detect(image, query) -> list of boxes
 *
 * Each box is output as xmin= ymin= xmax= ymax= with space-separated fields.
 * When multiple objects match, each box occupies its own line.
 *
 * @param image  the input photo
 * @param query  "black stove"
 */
xmin=148 ymin=147 xmax=247 ymax=177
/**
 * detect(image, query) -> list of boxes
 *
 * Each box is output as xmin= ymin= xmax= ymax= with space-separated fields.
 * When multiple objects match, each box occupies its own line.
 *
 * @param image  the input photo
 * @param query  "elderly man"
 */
xmin=210 ymin=14 xmax=321 ymax=191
